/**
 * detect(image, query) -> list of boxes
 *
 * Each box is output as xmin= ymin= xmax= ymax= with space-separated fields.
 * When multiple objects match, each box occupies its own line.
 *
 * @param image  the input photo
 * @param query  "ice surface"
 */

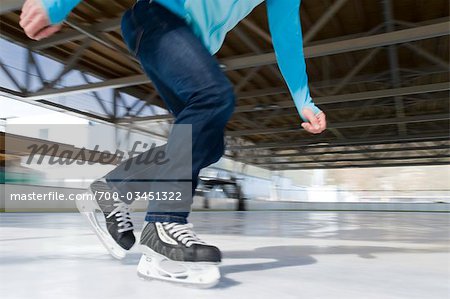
xmin=1 ymin=211 xmax=449 ymax=299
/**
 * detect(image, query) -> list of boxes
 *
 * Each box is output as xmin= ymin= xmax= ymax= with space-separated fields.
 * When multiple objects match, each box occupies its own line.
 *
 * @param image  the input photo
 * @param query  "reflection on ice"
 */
xmin=1 ymin=211 xmax=449 ymax=299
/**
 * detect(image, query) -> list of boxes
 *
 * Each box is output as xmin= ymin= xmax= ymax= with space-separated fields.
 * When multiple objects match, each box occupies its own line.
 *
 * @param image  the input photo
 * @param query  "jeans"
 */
xmin=105 ymin=1 xmax=235 ymax=224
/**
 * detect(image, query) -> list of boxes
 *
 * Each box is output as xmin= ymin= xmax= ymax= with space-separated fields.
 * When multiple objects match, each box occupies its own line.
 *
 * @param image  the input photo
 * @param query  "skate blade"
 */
xmin=137 ymin=269 xmax=219 ymax=289
xmin=76 ymin=192 xmax=127 ymax=260
xmin=137 ymin=249 xmax=220 ymax=288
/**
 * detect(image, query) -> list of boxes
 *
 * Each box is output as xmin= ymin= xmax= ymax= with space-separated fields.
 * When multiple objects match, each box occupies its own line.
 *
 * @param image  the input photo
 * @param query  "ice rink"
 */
xmin=1 ymin=211 xmax=449 ymax=299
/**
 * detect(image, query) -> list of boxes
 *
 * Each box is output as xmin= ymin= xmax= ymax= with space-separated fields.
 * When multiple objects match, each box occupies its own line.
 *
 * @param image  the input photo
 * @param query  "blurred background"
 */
xmin=1 ymin=0 xmax=449 ymax=211
xmin=0 ymin=1 xmax=449 ymax=299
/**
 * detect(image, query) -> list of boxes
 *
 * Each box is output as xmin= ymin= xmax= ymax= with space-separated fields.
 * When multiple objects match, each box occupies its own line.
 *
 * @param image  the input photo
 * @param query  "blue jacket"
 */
xmin=41 ymin=0 xmax=320 ymax=121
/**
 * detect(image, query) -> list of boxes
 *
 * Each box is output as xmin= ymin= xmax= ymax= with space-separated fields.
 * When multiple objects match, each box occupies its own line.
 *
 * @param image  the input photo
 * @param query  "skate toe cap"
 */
xmin=193 ymin=245 xmax=222 ymax=263
xmin=117 ymin=231 xmax=136 ymax=250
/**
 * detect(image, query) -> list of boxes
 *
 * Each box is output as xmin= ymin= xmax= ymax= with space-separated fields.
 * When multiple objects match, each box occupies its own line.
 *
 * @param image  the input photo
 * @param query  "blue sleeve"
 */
xmin=266 ymin=0 xmax=321 ymax=122
xmin=40 ymin=0 xmax=81 ymax=24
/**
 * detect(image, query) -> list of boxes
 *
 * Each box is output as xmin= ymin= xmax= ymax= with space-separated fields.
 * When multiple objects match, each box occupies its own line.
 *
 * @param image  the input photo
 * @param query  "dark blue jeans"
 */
xmin=105 ymin=1 xmax=235 ymax=224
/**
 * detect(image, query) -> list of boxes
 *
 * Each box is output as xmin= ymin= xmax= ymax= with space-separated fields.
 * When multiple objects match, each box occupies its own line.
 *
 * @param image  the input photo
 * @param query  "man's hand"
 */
xmin=20 ymin=0 xmax=62 ymax=40
xmin=301 ymin=108 xmax=327 ymax=134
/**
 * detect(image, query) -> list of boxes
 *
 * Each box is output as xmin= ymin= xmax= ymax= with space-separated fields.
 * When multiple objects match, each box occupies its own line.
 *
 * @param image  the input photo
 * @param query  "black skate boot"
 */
xmin=76 ymin=179 xmax=136 ymax=259
xmin=137 ymin=222 xmax=221 ymax=287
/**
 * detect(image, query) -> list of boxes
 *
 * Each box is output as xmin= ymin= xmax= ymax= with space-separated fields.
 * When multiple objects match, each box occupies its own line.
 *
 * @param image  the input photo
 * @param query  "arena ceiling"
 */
xmin=0 ymin=0 xmax=449 ymax=170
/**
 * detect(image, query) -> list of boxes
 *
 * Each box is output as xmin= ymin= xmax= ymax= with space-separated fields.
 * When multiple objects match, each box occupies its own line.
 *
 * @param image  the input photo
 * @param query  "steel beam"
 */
xmin=329 ymin=48 xmax=382 ymax=95
xmin=119 ymin=67 xmax=448 ymax=122
xmin=236 ymin=144 xmax=450 ymax=160
xmin=20 ymin=21 xmax=449 ymax=98
xmin=0 ymin=87 xmax=167 ymax=141
xmin=383 ymin=0 xmax=407 ymax=136
xmin=304 ymin=0 xmax=349 ymax=43
xmin=19 ymin=81 xmax=450 ymax=117
xmin=24 ymin=75 xmax=149 ymax=99
xmin=46 ymin=38 xmax=92 ymax=88
xmin=222 ymin=21 xmax=450 ymax=70
xmin=64 ymin=20 xmax=136 ymax=63
xmin=403 ymin=43 xmax=450 ymax=70
xmin=232 ymin=28 xmax=284 ymax=88
xmin=255 ymin=154 xmax=450 ymax=166
xmin=0 ymin=58 xmax=23 ymax=92
xmin=116 ymin=114 xmax=172 ymax=123
xmin=30 ymin=18 xmax=122 ymax=50
xmin=228 ymin=134 xmax=450 ymax=151
xmin=235 ymin=82 xmax=450 ymax=113
xmin=227 ymin=113 xmax=450 ymax=137
xmin=240 ymin=19 xmax=272 ymax=44
xmin=271 ymin=161 xmax=450 ymax=170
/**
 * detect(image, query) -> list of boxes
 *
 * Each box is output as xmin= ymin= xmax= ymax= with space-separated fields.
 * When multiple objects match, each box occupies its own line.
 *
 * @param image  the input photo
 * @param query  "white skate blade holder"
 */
xmin=137 ymin=245 xmax=221 ymax=288
xmin=76 ymin=192 xmax=128 ymax=260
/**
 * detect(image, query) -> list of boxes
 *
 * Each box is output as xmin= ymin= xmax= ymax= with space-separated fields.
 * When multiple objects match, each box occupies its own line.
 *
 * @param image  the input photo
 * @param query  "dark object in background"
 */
xmin=196 ymin=175 xmax=247 ymax=211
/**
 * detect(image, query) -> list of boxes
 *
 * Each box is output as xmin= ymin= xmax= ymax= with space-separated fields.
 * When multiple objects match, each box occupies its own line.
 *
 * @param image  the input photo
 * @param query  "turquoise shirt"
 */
xmin=40 ymin=0 xmax=320 ymax=121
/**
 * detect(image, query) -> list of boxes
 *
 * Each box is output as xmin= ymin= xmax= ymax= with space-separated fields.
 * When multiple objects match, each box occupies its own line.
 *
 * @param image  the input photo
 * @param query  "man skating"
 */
xmin=20 ymin=0 xmax=326 ymax=287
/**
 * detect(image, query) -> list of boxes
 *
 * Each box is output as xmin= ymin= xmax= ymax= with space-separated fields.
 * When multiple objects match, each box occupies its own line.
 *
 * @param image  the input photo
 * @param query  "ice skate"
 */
xmin=76 ymin=179 xmax=136 ymax=259
xmin=137 ymin=222 xmax=221 ymax=288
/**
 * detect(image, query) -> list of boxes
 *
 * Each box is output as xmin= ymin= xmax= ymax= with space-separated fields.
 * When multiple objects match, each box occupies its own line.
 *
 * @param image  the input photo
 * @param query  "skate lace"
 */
xmin=107 ymin=200 xmax=133 ymax=233
xmin=163 ymin=222 xmax=206 ymax=247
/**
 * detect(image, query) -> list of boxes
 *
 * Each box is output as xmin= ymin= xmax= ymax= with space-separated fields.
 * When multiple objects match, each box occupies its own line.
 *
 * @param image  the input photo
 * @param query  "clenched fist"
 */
xmin=301 ymin=108 xmax=326 ymax=134
xmin=20 ymin=0 xmax=62 ymax=40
